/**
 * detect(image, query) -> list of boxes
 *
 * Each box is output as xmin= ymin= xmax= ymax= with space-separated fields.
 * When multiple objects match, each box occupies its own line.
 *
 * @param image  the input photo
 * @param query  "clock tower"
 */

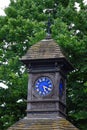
xmin=21 ymin=35 xmax=74 ymax=118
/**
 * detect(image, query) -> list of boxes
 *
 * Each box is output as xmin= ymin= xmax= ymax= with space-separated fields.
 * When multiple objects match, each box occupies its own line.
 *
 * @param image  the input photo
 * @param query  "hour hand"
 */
xmin=43 ymin=86 xmax=51 ymax=91
xmin=43 ymin=86 xmax=48 ymax=92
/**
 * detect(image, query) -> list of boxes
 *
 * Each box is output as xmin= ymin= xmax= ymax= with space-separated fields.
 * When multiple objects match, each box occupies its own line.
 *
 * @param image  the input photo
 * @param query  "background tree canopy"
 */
xmin=0 ymin=0 xmax=87 ymax=129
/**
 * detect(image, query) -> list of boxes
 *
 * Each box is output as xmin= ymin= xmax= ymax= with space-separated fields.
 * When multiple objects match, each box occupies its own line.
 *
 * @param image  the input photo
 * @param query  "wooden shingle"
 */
xmin=21 ymin=37 xmax=74 ymax=72
xmin=21 ymin=39 xmax=65 ymax=60
xmin=8 ymin=117 xmax=79 ymax=130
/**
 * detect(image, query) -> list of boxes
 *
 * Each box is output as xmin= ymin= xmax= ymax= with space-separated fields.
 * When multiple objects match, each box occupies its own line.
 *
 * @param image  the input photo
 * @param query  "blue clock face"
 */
xmin=35 ymin=77 xmax=53 ymax=96
xmin=59 ymin=79 xmax=64 ymax=96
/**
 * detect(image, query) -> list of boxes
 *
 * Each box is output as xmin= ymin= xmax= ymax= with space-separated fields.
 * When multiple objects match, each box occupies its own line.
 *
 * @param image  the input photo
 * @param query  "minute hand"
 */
xmin=43 ymin=86 xmax=51 ymax=91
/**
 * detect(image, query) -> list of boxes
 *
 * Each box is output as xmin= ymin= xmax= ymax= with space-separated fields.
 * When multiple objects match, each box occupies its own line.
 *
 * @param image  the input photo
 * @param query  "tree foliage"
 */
xmin=0 ymin=0 xmax=87 ymax=129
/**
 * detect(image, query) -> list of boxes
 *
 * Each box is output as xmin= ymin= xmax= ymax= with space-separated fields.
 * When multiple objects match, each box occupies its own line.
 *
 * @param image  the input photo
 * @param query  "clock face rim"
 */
xmin=34 ymin=76 xmax=53 ymax=96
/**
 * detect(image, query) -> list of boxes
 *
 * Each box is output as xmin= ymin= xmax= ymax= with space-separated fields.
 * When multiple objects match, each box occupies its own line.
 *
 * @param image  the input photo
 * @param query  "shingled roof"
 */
xmin=8 ymin=117 xmax=79 ymax=130
xmin=21 ymin=37 xmax=74 ymax=72
xmin=21 ymin=38 xmax=65 ymax=61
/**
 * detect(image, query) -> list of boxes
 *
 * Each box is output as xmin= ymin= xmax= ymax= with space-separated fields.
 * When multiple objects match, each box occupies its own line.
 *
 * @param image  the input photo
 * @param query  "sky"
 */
xmin=0 ymin=0 xmax=10 ymax=15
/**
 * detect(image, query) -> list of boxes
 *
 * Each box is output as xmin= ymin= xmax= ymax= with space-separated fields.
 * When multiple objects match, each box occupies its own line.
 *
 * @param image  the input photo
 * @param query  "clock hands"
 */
xmin=43 ymin=86 xmax=51 ymax=92
xmin=35 ymin=77 xmax=53 ymax=96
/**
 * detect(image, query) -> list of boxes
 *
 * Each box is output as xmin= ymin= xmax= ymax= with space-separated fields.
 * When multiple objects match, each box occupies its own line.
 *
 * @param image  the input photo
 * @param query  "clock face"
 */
xmin=59 ymin=79 xmax=64 ymax=96
xmin=35 ymin=77 xmax=53 ymax=96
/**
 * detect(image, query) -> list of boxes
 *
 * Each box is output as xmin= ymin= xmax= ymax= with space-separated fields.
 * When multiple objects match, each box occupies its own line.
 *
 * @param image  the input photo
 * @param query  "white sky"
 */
xmin=0 ymin=0 xmax=10 ymax=15
xmin=83 ymin=0 xmax=87 ymax=5
xmin=0 ymin=82 xmax=8 ymax=89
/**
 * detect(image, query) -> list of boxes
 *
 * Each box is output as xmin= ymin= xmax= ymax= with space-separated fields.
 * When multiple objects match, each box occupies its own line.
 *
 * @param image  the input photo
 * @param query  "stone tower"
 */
xmin=21 ymin=35 xmax=73 ymax=119
xmin=8 ymin=35 xmax=79 ymax=130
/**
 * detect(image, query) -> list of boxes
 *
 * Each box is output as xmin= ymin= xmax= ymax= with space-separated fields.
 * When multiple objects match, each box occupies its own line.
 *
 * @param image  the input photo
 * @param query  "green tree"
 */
xmin=0 ymin=0 xmax=87 ymax=129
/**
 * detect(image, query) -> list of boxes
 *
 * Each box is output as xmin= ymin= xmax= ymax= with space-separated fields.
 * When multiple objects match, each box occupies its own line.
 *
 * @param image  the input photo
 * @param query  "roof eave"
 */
xmin=20 ymin=57 xmax=74 ymax=72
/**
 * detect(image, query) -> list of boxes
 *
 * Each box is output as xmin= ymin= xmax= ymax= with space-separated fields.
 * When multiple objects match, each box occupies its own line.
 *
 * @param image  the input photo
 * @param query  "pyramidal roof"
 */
xmin=21 ymin=36 xmax=73 ymax=72
xmin=21 ymin=38 xmax=65 ymax=60
xmin=8 ymin=117 xmax=79 ymax=130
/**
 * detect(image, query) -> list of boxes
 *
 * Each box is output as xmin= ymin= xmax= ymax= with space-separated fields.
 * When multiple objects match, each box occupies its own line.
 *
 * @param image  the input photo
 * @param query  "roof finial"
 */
xmin=43 ymin=9 xmax=53 ymax=39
